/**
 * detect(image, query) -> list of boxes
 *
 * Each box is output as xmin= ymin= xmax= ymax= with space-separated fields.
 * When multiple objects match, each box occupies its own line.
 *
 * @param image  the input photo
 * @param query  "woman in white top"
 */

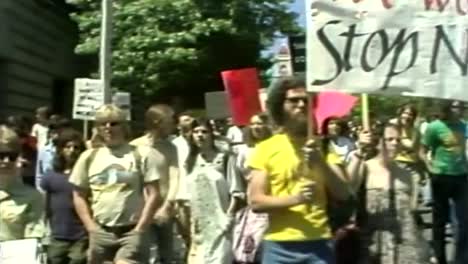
xmin=186 ymin=118 xmax=243 ymax=264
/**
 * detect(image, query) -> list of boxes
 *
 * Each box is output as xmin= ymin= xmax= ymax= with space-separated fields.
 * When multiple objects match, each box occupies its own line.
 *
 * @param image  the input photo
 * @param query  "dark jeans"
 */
xmin=149 ymin=222 xmax=174 ymax=264
xmin=262 ymin=240 xmax=335 ymax=264
xmin=47 ymin=237 xmax=88 ymax=264
xmin=431 ymin=174 xmax=468 ymax=264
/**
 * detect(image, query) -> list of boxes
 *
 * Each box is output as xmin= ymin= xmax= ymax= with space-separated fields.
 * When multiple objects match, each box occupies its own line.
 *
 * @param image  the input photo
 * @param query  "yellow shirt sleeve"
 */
xmin=247 ymin=144 xmax=267 ymax=171
xmin=326 ymin=152 xmax=342 ymax=165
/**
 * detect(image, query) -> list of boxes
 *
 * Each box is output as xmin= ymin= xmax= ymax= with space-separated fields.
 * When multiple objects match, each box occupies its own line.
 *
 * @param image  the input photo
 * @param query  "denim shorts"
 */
xmin=262 ymin=239 xmax=335 ymax=264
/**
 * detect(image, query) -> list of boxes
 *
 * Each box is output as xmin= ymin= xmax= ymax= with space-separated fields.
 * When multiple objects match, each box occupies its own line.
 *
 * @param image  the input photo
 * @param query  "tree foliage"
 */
xmin=351 ymin=95 xmax=435 ymax=123
xmin=69 ymin=0 xmax=301 ymax=106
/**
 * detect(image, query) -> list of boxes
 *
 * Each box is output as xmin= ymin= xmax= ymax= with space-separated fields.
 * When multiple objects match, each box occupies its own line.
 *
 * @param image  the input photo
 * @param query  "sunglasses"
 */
xmin=97 ymin=121 xmax=122 ymax=127
xmin=0 ymin=152 xmax=19 ymax=162
xmin=285 ymin=96 xmax=308 ymax=104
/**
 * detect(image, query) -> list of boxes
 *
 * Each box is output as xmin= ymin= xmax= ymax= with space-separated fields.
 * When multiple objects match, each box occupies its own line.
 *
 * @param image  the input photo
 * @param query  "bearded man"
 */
xmin=247 ymin=77 xmax=350 ymax=264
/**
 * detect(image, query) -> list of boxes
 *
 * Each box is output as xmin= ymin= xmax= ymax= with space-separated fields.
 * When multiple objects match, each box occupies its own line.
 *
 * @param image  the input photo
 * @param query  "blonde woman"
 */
xmin=349 ymin=124 xmax=429 ymax=264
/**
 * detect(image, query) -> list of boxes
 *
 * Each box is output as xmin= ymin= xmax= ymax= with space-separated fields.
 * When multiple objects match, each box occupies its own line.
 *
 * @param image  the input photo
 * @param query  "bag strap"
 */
xmin=130 ymin=145 xmax=144 ymax=191
xmin=85 ymin=146 xmax=144 ymax=191
xmin=85 ymin=148 xmax=100 ymax=176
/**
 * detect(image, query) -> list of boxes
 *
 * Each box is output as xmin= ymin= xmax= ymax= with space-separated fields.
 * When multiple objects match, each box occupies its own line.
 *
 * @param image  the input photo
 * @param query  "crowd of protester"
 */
xmin=0 ymin=77 xmax=467 ymax=264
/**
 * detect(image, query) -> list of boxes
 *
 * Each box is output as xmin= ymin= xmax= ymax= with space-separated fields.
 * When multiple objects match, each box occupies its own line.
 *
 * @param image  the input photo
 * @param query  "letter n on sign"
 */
xmin=221 ymin=68 xmax=262 ymax=126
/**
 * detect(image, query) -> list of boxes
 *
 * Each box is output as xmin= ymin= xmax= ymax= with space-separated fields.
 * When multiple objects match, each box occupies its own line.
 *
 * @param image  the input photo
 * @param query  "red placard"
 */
xmin=221 ymin=68 xmax=262 ymax=126
xmin=314 ymin=91 xmax=358 ymax=134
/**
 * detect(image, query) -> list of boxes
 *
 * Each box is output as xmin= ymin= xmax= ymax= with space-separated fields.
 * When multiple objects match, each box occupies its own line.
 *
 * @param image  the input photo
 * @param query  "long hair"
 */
xmin=243 ymin=113 xmax=272 ymax=147
xmin=185 ymin=118 xmax=218 ymax=173
xmin=396 ymin=103 xmax=418 ymax=128
xmin=53 ymin=129 xmax=86 ymax=173
xmin=379 ymin=122 xmax=401 ymax=161
xmin=267 ymin=76 xmax=306 ymax=126
xmin=321 ymin=116 xmax=346 ymax=155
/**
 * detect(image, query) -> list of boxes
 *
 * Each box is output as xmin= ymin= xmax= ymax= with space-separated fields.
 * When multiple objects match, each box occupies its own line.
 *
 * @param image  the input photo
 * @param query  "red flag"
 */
xmin=221 ymin=68 xmax=262 ymax=126
xmin=314 ymin=91 xmax=358 ymax=134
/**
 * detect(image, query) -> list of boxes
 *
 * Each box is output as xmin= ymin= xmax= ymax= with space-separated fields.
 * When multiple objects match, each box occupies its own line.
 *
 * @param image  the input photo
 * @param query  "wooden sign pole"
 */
xmin=307 ymin=93 xmax=316 ymax=139
xmin=361 ymin=94 xmax=370 ymax=131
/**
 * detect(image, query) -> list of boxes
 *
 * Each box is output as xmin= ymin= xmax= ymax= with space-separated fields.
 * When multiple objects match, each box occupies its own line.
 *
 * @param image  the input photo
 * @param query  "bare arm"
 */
xmin=313 ymin=160 xmax=350 ymax=201
xmin=135 ymin=181 xmax=161 ymax=232
xmin=164 ymin=166 xmax=179 ymax=206
xmin=73 ymin=188 xmax=98 ymax=232
xmin=247 ymin=169 xmax=303 ymax=213
xmin=346 ymin=130 xmax=372 ymax=195
xmin=346 ymin=153 xmax=367 ymax=194
xmin=419 ymin=144 xmax=431 ymax=171
xmin=153 ymin=166 xmax=178 ymax=223
xmin=227 ymin=195 xmax=243 ymax=215
xmin=24 ymin=192 xmax=46 ymax=239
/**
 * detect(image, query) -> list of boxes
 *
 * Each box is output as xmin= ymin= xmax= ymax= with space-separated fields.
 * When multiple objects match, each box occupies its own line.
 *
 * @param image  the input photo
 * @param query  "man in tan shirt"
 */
xmin=70 ymin=104 xmax=163 ymax=264
xmin=131 ymin=104 xmax=179 ymax=264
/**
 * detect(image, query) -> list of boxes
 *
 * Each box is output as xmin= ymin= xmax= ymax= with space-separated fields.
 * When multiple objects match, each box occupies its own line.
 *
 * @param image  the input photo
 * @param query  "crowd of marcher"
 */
xmin=0 ymin=77 xmax=467 ymax=264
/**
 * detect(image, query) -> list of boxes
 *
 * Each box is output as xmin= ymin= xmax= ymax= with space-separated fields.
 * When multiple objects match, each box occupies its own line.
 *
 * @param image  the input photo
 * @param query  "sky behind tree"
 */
xmin=266 ymin=0 xmax=305 ymax=55
xmin=291 ymin=0 xmax=306 ymax=27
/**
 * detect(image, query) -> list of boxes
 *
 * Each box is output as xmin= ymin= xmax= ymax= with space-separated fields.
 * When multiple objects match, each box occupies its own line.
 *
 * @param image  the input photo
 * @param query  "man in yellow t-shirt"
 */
xmin=247 ymin=77 xmax=351 ymax=264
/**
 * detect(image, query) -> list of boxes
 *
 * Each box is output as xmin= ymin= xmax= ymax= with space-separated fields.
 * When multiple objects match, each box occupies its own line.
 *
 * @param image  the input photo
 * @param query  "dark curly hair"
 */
xmin=267 ymin=76 xmax=306 ymax=126
xmin=53 ymin=128 xmax=86 ymax=173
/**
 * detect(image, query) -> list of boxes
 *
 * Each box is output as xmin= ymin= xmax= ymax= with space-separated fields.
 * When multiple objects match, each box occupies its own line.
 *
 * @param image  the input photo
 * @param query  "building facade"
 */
xmin=0 ymin=0 xmax=88 ymax=118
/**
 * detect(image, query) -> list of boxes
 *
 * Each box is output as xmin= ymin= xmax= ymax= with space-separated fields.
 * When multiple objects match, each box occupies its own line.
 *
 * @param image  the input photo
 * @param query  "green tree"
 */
xmin=351 ymin=94 xmax=432 ymax=123
xmin=69 ymin=0 xmax=301 ymax=106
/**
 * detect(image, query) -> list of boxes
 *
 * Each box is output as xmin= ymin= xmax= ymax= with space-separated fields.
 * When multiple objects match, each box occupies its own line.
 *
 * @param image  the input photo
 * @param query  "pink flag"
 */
xmin=221 ymin=68 xmax=262 ymax=126
xmin=314 ymin=91 xmax=358 ymax=134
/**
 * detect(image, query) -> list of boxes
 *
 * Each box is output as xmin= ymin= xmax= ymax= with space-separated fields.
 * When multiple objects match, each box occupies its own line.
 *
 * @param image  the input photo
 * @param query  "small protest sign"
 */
xmin=72 ymin=79 xmax=104 ymax=120
xmin=0 ymin=239 xmax=41 ymax=264
xmin=205 ymin=91 xmax=231 ymax=119
xmin=221 ymin=68 xmax=262 ymax=126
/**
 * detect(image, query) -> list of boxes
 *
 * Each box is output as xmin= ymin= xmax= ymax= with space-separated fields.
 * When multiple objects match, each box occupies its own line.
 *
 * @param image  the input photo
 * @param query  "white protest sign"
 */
xmin=306 ymin=0 xmax=468 ymax=100
xmin=0 ymin=239 xmax=41 ymax=264
xmin=112 ymin=92 xmax=131 ymax=120
xmin=73 ymin=78 xmax=104 ymax=120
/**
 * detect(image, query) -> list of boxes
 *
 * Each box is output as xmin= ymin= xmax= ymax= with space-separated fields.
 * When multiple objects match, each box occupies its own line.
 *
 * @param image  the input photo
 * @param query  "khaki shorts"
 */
xmin=88 ymin=225 xmax=150 ymax=264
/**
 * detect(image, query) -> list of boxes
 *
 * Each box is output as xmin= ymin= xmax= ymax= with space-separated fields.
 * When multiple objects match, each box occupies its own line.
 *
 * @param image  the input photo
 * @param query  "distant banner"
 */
xmin=306 ymin=0 xmax=468 ymax=100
